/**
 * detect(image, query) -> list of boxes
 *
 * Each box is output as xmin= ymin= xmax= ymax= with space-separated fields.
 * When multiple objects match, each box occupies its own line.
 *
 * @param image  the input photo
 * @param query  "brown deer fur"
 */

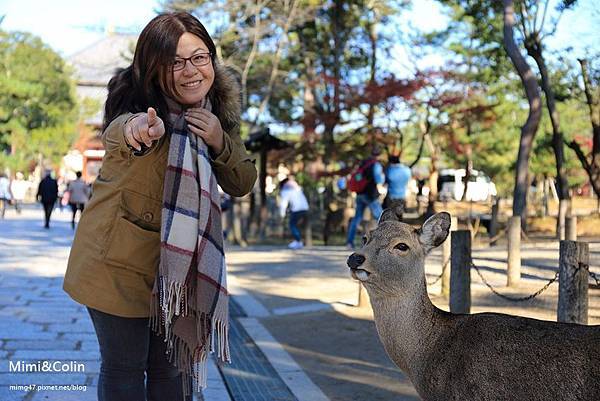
xmin=347 ymin=210 xmax=600 ymax=401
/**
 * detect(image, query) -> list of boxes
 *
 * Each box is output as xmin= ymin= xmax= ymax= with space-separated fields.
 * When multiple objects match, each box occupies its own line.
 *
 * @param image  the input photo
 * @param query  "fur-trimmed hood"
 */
xmin=210 ymin=63 xmax=242 ymax=134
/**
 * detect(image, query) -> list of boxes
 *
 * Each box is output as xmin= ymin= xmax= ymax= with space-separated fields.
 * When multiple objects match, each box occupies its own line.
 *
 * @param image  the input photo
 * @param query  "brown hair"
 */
xmin=103 ymin=12 xmax=217 ymax=131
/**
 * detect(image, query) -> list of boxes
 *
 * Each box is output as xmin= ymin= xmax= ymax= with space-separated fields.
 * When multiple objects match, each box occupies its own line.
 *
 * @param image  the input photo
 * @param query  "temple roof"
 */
xmin=68 ymin=34 xmax=137 ymax=127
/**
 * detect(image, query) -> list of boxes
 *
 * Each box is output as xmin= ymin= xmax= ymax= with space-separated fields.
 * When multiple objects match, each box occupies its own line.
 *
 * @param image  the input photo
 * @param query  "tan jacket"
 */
xmin=63 ymin=66 xmax=256 ymax=317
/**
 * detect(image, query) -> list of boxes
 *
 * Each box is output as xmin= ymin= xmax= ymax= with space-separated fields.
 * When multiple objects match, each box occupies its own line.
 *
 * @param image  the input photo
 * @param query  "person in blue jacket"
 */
xmin=346 ymin=149 xmax=385 ymax=249
xmin=383 ymin=154 xmax=412 ymax=219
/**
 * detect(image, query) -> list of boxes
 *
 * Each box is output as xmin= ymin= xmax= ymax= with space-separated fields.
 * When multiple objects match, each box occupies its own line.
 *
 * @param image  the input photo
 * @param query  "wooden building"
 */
xmin=64 ymin=33 xmax=137 ymax=181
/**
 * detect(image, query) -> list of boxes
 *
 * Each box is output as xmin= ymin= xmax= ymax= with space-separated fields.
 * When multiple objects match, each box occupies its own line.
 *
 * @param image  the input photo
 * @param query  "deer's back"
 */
xmin=415 ymin=312 xmax=600 ymax=401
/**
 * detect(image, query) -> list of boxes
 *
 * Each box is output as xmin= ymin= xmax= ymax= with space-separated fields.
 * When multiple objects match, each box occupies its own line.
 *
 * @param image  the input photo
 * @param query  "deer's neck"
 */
xmin=369 ymin=282 xmax=445 ymax=374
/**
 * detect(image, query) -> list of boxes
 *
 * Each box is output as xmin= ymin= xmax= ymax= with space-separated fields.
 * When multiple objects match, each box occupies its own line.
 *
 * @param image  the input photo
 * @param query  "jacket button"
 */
xmin=143 ymin=212 xmax=153 ymax=222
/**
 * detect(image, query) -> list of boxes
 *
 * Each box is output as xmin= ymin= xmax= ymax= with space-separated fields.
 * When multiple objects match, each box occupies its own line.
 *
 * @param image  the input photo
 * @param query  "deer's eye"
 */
xmin=362 ymin=236 xmax=368 ymax=245
xmin=394 ymin=243 xmax=409 ymax=251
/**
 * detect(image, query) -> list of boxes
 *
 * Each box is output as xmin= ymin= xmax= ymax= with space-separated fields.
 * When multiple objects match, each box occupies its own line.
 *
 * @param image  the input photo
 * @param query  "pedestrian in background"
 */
xmin=66 ymin=171 xmax=90 ymax=229
xmin=346 ymin=148 xmax=385 ymax=249
xmin=0 ymin=173 xmax=11 ymax=219
xmin=62 ymin=12 xmax=256 ymax=401
xmin=36 ymin=170 xmax=58 ymax=228
xmin=10 ymin=172 xmax=29 ymax=214
xmin=278 ymin=177 xmax=309 ymax=249
xmin=57 ymin=177 xmax=68 ymax=212
xmin=383 ymin=154 xmax=412 ymax=220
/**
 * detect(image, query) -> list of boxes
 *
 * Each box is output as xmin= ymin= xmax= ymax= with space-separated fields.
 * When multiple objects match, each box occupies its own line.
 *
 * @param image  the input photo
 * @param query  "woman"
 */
xmin=63 ymin=12 xmax=256 ymax=401
xmin=66 ymin=171 xmax=90 ymax=229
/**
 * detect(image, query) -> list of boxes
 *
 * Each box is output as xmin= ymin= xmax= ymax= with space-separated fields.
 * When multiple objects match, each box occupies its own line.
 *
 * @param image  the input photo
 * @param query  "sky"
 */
xmin=0 ymin=0 xmax=162 ymax=57
xmin=1 ymin=0 xmax=597 ymax=62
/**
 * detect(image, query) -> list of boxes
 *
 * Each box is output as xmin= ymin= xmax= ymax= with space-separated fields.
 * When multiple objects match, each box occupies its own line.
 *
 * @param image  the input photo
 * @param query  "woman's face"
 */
xmin=171 ymin=32 xmax=215 ymax=105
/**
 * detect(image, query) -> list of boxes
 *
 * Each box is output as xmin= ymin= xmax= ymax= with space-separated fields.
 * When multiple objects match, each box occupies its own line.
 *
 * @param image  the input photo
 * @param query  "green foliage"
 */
xmin=159 ymin=0 xmax=595 ymax=197
xmin=0 ymin=30 xmax=78 ymax=172
xmin=164 ymin=0 xmax=412 ymax=157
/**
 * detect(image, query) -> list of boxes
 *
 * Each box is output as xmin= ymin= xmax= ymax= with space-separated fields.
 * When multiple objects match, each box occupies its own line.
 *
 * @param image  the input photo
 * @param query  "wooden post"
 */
xmin=566 ymin=216 xmax=577 ymax=241
xmin=489 ymin=197 xmax=500 ymax=246
xmin=441 ymin=216 xmax=458 ymax=297
xmin=557 ymin=240 xmax=589 ymax=324
xmin=357 ymin=282 xmax=369 ymax=307
xmin=232 ymin=198 xmax=247 ymax=247
xmin=304 ymin=212 xmax=313 ymax=247
xmin=450 ymin=230 xmax=471 ymax=314
xmin=507 ymin=216 xmax=521 ymax=287
xmin=557 ymin=199 xmax=569 ymax=240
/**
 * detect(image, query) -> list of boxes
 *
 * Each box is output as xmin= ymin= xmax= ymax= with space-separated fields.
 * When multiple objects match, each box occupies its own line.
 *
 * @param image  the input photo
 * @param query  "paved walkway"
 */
xmin=1 ymin=206 xmax=599 ymax=401
xmin=0 ymin=208 xmax=230 ymax=401
xmin=0 ymin=207 xmax=323 ymax=401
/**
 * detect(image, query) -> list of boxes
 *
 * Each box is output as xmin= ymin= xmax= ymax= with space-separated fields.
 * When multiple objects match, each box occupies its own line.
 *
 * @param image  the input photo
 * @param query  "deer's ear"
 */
xmin=418 ymin=212 xmax=451 ymax=253
xmin=378 ymin=206 xmax=403 ymax=224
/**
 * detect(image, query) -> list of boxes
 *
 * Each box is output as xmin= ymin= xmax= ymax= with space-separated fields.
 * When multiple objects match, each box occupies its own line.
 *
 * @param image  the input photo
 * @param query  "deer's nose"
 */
xmin=347 ymin=253 xmax=366 ymax=269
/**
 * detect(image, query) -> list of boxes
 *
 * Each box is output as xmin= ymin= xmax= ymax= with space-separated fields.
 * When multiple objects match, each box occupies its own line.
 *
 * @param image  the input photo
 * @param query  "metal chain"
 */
xmin=470 ymin=261 xmax=559 ymax=302
xmin=580 ymin=263 xmax=600 ymax=287
xmin=427 ymin=259 xmax=449 ymax=286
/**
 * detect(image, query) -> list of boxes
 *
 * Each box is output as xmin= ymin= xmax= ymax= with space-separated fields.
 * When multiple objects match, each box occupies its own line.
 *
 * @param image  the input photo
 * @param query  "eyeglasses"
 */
xmin=172 ymin=52 xmax=212 ymax=71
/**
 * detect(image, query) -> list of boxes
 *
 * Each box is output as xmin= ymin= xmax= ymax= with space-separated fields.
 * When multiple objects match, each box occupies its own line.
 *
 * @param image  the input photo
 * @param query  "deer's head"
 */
xmin=347 ymin=209 xmax=451 ymax=296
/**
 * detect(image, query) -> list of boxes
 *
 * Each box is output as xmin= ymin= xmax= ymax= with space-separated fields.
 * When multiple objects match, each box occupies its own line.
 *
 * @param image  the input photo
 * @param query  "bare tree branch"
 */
xmin=251 ymin=0 xmax=299 ymax=127
xmin=240 ymin=0 xmax=267 ymax=110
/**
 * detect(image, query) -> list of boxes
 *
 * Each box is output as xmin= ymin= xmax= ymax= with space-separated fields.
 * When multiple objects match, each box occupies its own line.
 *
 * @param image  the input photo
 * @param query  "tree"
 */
xmin=502 ymin=0 xmax=543 ymax=228
xmin=567 ymin=57 xmax=600 ymax=206
xmin=0 ymin=30 xmax=78 ymax=172
xmin=518 ymin=0 xmax=576 ymax=238
xmin=419 ymin=3 xmax=524 ymax=203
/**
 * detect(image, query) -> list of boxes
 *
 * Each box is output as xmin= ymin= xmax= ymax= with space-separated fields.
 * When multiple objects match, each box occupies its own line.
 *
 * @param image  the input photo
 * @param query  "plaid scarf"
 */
xmin=150 ymin=98 xmax=230 ymax=397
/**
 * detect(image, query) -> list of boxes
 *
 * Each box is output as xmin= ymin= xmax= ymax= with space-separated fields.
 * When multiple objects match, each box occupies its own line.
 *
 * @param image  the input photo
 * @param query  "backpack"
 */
xmin=348 ymin=159 xmax=377 ymax=193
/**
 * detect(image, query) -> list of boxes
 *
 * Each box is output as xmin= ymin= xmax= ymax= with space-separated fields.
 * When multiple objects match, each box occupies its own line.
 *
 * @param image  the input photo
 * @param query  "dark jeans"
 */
xmin=346 ymin=194 xmax=383 ymax=247
xmin=86 ymin=307 xmax=193 ymax=401
xmin=69 ymin=202 xmax=84 ymax=226
xmin=289 ymin=210 xmax=307 ymax=241
xmin=42 ymin=201 xmax=55 ymax=228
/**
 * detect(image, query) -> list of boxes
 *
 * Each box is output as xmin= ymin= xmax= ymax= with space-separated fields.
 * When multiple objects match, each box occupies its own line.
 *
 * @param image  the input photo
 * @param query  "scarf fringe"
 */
xmin=150 ymin=276 xmax=230 ymax=397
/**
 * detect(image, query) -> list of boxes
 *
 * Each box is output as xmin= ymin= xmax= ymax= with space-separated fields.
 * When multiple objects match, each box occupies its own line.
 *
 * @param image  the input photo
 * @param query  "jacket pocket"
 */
xmin=119 ymin=189 xmax=162 ymax=232
xmin=103 ymin=190 xmax=162 ymax=276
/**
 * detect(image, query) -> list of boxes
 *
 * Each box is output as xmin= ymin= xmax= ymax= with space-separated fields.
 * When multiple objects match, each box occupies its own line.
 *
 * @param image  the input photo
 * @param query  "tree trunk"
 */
xmin=410 ymin=108 xmax=431 ymax=168
xmin=526 ymin=39 xmax=570 ymax=239
xmin=567 ymin=59 xmax=600 ymax=199
xmin=424 ymin=126 xmax=439 ymax=218
xmin=502 ymin=0 xmax=543 ymax=230
xmin=302 ymin=64 xmax=317 ymax=143
xmin=366 ymin=14 xmax=378 ymax=145
xmin=460 ymin=143 xmax=473 ymax=202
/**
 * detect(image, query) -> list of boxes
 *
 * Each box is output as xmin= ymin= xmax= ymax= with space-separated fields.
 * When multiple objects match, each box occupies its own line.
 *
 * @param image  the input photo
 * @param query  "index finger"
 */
xmin=147 ymin=107 xmax=157 ymax=126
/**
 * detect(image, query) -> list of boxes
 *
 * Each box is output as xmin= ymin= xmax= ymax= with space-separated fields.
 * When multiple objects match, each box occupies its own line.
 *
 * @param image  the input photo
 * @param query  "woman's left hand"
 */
xmin=184 ymin=108 xmax=225 ymax=155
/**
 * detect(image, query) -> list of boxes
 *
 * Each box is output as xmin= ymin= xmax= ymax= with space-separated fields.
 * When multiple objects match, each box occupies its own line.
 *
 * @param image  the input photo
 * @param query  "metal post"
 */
xmin=557 ymin=240 xmax=589 ymax=324
xmin=507 ymin=216 xmax=521 ymax=287
xmin=441 ymin=216 xmax=458 ymax=297
xmin=566 ymin=216 xmax=577 ymax=241
xmin=450 ymin=230 xmax=471 ymax=314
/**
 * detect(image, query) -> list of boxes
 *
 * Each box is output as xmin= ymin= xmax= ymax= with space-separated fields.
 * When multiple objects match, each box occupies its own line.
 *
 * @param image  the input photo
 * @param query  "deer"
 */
xmin=346 ymin=209 xmax=600 ymax=401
